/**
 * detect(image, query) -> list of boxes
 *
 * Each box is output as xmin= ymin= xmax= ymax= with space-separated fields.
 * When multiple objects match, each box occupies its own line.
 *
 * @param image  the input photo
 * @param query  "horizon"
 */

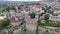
xmin=0 ymin=0 xmax=42 ymax=1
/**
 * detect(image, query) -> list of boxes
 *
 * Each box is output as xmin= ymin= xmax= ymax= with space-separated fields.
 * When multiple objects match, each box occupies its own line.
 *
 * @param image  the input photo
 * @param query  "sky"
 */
xmin=0 ymin=0 xmax=42 ymax=1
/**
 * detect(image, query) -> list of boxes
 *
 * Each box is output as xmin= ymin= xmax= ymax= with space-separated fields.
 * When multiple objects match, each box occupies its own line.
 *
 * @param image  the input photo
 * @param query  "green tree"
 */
xmin=29 ymin=12 xmax=36 ymax=18
xmin=0 ymin=19 xmax=10 ymax=28
xmin=45 ymin=30 xmax=54 ymax=34
xmin=5 ymin=6 xmax=11 ymax=19
xmin=21 ymin=21 xmax=26 ymax=34
xmin=36 ymin=18 xmax=41 ymax=34
xmin=24 ymin=21 xmax=26 ymax=34
xmin=11 ymin=6 xmax=15 ymax=10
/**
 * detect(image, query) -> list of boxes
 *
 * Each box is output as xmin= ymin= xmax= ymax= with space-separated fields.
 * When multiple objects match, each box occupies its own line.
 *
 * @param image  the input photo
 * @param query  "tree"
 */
xmin=45 ymin=14 xmax=50 ymax=20
xmin=18 ymin=6 xmax=21 ymax=10
xmin=21 ymin=21 xmax=26 ymax=34
xmin=23 ymin=21 xmax=26 ymax=34
xmin=5 ymin=6 xmax=11 ymax=19
xmin=29 ymin=12 xmax=36 ymax=18
xmin=36 ymin=18 xmax=41 ymax=34
xmin=1 ymin=9 xmax=5 ymax=13
xmin=0 ymin=19 xmax=10 ymax=28
xmin=6 ymin=7 xmax=9 ymax=12
xmin=2 ymin=32 xmax=7 ymax=34
xmin=42 ymin=6 xmax=53 ymax=14
xmin=0 ymin=20 xmax=4 ymax=28
xmin=45 ymin=30 xmax=54 ymax=34
xmin=45 ymin=20 xmax=60 ymax=27
xmin=11 ymin=6 xmax=16 ymax=10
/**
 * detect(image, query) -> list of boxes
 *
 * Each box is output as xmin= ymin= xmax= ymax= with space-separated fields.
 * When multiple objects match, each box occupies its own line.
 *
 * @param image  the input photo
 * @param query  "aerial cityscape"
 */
xmin=0 ymin=0 xmax=60 ymax=34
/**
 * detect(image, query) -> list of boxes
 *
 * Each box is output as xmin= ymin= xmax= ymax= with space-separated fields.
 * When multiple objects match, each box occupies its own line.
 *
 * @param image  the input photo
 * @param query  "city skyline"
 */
xmin=0 ymin=0 xmax=42 ymax=1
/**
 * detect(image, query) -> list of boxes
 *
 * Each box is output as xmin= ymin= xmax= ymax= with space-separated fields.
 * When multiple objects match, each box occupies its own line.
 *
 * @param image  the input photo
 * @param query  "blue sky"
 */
xmin=0 ymin=0 xmax=42 ymax=1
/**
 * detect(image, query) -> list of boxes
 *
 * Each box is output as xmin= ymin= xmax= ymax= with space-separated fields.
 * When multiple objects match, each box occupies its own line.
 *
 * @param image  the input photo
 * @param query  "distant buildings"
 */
xmin=1 ymin=1 xmax=60 ymax=26
xmin=42 ymin=0 xmax=59 ymax=2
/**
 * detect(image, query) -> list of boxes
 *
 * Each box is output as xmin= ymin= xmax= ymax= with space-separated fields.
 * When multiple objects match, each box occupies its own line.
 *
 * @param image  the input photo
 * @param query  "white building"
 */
xmin=49 ymin=14 xmax=60 ymax=22
xmin=0 ymin=13 xmax=7 ymax=20
xmin=0 ymin=15 xmax=6 ymax=20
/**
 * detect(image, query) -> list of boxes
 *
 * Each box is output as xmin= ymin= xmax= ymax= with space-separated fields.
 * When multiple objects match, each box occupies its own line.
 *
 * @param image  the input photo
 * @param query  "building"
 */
xmin=42 ymin=0 xmax=59 ymax=2
xmin=0 ymin=12 xmax=7 ymax=20
xmin=0 ymin=15 xmax=6 ymax=20
xmin=49 ymin=14 xmax=60 ymax=22
xmin=10 ymin=10 xmax=24 ymax=26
